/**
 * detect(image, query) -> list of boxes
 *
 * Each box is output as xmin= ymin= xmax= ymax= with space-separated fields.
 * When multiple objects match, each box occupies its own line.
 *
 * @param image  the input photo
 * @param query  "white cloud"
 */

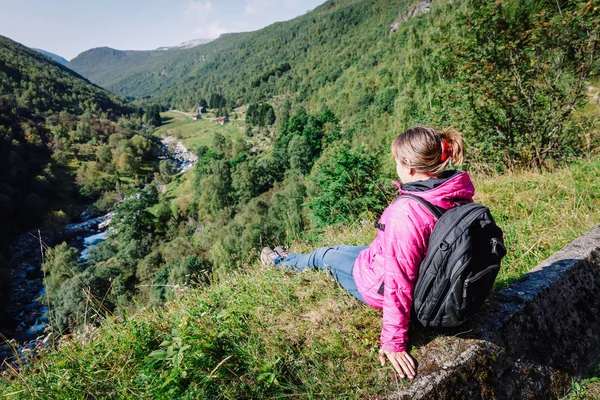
xmin=185 ymin=1 xmax=227 ymax=38
xmin=244 ymin=0 xmax=301 ymax=15
xmin=193 ymin=21 xmax=228 ymax=39
xmin=185 ymin=1 xmax=214 ymax=20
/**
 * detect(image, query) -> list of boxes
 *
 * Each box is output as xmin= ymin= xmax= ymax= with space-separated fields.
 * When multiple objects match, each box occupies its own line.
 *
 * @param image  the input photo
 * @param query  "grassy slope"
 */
xmin=155 ymin=111 xmax=246 ymax=152
xmin=2 ymin=157 xmax=600 ymax=398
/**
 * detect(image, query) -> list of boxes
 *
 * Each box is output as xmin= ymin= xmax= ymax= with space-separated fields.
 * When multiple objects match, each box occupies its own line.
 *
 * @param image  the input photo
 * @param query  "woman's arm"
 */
xmin=379 ymin=208 xmax=429 ymax=377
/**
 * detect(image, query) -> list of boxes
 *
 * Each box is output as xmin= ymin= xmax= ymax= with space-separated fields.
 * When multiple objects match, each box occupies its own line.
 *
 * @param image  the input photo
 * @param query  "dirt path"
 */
xmin=168 ymin=109 xmax=194 ymax=117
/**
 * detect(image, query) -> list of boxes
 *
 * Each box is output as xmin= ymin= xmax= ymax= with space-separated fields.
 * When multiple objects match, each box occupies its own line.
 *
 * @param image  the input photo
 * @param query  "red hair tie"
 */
xmin=440 ymin=140 xmax=453 ymax=162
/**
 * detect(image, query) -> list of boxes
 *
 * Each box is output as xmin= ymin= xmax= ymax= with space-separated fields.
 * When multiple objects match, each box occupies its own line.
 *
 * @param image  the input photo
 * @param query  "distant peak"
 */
xmin=156 ymin=38 xmax=214 ymax=51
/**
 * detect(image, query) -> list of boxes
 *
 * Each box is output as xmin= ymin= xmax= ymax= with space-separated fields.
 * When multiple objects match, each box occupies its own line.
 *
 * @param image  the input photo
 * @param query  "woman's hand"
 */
xmin=379 ymin=349 xmax=416 ymax=379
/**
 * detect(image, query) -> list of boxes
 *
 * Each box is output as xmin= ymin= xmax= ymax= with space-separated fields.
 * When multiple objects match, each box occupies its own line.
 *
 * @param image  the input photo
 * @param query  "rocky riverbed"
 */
xmin=160 ymin=136 xmax=197 ymax=173
xmin=0 ymin=138 xmax=195 ymax=365
xmin=4 ymin=214 xmax=112 ymax=339
xmin=0 ymin=213 xmax=112 ymax=364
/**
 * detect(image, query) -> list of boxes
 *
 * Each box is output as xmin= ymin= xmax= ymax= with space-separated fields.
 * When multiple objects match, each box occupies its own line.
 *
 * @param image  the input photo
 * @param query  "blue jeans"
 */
xmin=275 ymin=245 xmax=368 ymax=303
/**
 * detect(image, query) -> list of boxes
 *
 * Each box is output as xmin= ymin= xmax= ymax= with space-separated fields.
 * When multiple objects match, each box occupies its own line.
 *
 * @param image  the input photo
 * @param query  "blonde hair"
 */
xmin=391 ymin=125 xmax=464 ymax=177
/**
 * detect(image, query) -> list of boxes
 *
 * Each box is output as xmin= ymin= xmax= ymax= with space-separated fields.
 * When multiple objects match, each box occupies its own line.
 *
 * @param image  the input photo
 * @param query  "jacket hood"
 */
xmin=393 ymin=171 xmax=475 ymax=210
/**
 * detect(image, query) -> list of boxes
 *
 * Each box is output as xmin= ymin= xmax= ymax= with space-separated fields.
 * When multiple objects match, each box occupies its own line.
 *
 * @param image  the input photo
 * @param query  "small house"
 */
xmin=192 ymin=114 xmax=201 ymax=120
xmin=196 ymin=106 xmax=207 ymax=114
xmin=216 ymin=116 xmax=230 ymax=125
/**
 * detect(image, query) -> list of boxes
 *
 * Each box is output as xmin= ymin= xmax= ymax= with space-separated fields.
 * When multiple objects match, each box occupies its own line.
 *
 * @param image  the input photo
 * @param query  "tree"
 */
xmin=42 ymin=242 xmax=80 ymax=304
xmin=116 ymin=152 xmax=137 ymax=175
xmin=375 ymin=86 xmax=398 ymax=114
xmin=145 ymin=105 xmax=162 ymax=127
xmin=246 ymin=102 xmax=276 ymax=127
xmin=450 ymin=0 xmax=600 ymax=169
xmin=287 ymin=135 xmax=312 ymax=175
xmin=43 ymin=210 xmax=70 ymax=239
xmin=111 ymin=185 xmax=159 ymax=242
xmin=197 ymin=159 xmax=232 ymax=216
xmin=209 ymin=93 xmax=226 ymax=109
xmin=267 ymin=171 xmax=307 ymax=243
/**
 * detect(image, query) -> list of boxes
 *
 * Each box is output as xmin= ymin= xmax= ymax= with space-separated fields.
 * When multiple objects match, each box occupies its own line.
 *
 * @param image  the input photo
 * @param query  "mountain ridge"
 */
xmin=155 ymin=38 xmax=214 ymax=51
xmin=32 ymin=48 xmax=69 ymax=64
xmin=66 ymin=37 xmax=214 ymax=91
xmin=1 ymin=35 xmax=131 ymax=115
xmin=68 ymin=0 xmax=407 ymax=101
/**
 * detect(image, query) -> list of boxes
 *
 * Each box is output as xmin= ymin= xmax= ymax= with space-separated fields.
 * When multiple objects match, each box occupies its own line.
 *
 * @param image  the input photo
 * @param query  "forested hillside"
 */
xmin=0 ymin=36 xmax=129 ymax=116
xmin=0 ymin=35 xmax=162 ymax=328
xmin=71 ymin=0 xmax=600 ymax=170
xmin=0 ymin=35 xmax=138 ymax=244
xmin=70 ymin=0 xmax=402 ymax=105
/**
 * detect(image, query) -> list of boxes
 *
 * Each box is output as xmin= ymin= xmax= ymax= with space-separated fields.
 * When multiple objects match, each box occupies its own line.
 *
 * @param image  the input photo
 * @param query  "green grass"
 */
xmin=2 ymin=159 xmax=600 ymax=398
xmin=156 ymin=112 xmax=247 ymax=152
xmin=475 ymin=158 xmax=600 ymax=289
xmin=1 ymin=267 xmax=393 ymax=399
xmin=568 ymin=363 xmax=600 ymax=399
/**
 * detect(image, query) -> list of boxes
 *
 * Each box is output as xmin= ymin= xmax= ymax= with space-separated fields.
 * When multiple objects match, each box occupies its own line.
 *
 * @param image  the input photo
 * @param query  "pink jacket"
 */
xmin=353 ymin=172 xmax=475 ymax=352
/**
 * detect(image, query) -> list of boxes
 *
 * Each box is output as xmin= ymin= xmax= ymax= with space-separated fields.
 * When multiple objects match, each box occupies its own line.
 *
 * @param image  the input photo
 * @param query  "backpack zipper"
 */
xmin=491 ymin=237 xmax=506 ymax=256
xmin=462 ymin=264 xmax=500 ymax=298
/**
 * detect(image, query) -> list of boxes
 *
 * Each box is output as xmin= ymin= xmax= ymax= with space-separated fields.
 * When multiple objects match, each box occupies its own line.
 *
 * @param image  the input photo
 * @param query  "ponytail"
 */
xmin=391 ymin=126 xmax=465 ymax=177
xmin=439 ymin=127 xmax=464 ymax=167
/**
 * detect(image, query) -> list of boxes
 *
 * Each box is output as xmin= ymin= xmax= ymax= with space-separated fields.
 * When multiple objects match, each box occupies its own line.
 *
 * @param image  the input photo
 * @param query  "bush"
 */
xmin=308 ymin=146 xmax=388 ymax=226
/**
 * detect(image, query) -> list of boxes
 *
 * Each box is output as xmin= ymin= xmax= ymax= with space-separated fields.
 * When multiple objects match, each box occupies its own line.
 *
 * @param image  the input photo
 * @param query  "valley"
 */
xmin=1 ymin=0 xmax=599 ymax=397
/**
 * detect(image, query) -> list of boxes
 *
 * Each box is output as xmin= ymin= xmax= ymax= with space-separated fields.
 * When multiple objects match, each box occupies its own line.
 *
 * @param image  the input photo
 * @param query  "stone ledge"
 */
xmin=388 ymin=225 xmax=600 ymax=399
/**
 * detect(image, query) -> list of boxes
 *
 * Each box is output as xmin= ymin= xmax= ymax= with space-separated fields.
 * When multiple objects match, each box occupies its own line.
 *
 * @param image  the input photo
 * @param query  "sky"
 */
xmin=0 ymin=0 xmax=327 ymax=61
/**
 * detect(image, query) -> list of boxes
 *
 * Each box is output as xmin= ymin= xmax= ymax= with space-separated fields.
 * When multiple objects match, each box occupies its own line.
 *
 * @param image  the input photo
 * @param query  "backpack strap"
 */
xmin=400 ymin=193 xmax=445 ymax=219
xmin=376 ymin=194 xmax=446 ymax=296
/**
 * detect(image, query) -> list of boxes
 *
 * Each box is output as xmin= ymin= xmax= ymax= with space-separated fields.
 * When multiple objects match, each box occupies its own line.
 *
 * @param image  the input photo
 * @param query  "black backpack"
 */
xmin=402 ymin=194 xmax=506 ymax=328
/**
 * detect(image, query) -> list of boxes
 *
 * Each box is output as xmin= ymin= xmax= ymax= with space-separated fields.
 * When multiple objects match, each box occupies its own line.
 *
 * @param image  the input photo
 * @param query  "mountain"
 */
xmin=67 ymin=47 xmax=169 ymax=92
xmin=155 ymin=38 xmax=214 ymax=51
xmin=32 ymin=48 xmax=69 ymax=64
xmin=67 ymin=38 xmax=214 ymax=92
xmin=68 ymin=0 xmax=410 ymax=102
xmin=1 ymin=35 xmax=131 ymax=116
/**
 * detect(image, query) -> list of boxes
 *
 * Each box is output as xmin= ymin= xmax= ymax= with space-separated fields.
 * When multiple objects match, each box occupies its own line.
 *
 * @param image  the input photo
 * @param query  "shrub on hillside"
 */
xmin=308 ymin=145 xmax=388 ymax=226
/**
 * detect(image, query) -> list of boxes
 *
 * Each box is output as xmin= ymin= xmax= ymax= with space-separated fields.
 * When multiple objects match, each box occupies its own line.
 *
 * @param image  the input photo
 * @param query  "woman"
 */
xmin=261 ymin=125 xmax=474 ymax=380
